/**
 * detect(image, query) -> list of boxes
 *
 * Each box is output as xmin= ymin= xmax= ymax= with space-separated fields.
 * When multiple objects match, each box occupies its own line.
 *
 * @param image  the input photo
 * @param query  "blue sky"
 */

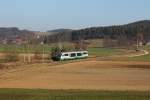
xmin=0 ymin=0 xmax=150 ymax=31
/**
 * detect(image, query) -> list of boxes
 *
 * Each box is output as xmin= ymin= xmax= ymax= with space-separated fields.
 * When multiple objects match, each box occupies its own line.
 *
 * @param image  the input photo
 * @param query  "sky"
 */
xmin=0 ymin=0 xmax=150 ymax=31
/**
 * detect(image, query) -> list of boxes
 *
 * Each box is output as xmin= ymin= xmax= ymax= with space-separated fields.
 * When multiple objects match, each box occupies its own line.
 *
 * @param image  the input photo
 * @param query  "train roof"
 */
xmin=61 ymin=51 xmax=88 ymax=54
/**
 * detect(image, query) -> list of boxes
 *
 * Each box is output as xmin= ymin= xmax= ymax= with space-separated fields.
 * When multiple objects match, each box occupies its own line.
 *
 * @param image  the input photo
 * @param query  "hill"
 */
xmin=0 ymin=20 xmax=150 ymax=44
xmin=71 ymin=20 xmax=150 ymax=41
xmin=0 ymin=27 xmax=35 ymax=44
xmin=47 ymin=29 xmax=72 ymax=33
xmin=47 ymin=20 xmax=150 ymax=43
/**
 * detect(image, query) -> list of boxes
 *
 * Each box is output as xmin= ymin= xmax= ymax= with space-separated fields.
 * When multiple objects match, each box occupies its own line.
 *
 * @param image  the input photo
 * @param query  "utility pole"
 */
xmin=136 ymin=37 xmax=139 ymax=51
xmin=42 ymin=44 xmax=45 ymax=63
xmin=23 ymin=44 xmax=26 ymax=63
xmin=41 ymin=36 xmax=45 ymax=63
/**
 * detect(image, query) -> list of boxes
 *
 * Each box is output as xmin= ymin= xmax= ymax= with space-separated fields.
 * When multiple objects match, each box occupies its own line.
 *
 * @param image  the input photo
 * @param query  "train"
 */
xmin=52 ymin=51 xmax=88 ymax=61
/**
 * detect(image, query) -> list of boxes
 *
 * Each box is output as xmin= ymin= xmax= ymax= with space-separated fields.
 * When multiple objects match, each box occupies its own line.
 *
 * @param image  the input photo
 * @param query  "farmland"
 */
xmin=1 ymin=60 xmax=150 ymax=90
xmin=0 ymin=60 xmax=150 ymax=99
xmin=0 ymin=44 xmax=150 ymax=99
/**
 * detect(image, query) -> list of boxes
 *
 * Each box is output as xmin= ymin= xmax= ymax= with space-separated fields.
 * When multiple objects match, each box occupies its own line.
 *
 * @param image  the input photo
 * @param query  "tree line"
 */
xmin=47 ymin=20 xmax=150 ymax=44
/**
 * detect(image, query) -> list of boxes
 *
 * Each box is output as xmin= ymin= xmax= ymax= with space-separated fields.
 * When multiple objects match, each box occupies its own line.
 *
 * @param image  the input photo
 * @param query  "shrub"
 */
xmin=4 ymin=53 xmax=19 ymax=62
xmin=51 ymin=47 xmax=61 ymax=61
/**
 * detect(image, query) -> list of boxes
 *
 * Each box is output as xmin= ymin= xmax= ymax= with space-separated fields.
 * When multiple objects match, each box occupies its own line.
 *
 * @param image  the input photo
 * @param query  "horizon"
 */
xmin=0 ymin=19 xmax=150 ymax=32
xmin=0 ymin=0 xmax=150 ymax=31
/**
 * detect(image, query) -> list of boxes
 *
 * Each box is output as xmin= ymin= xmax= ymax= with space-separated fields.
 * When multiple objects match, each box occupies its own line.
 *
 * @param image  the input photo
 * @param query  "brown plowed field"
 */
xmin=0 ymin=61 xmax=150 ymax=91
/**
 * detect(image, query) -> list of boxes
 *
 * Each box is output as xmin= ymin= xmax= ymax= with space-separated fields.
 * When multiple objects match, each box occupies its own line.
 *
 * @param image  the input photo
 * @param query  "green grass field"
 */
xmin=0 ymin=44 xmax=123 ymax=57
xmin=1 ymin=44 xmax=150 ymax=61
xmin=88 ymin=48 xmax=123 ymax=57
xmin=0 ymin=89 xmax=149 ymax=100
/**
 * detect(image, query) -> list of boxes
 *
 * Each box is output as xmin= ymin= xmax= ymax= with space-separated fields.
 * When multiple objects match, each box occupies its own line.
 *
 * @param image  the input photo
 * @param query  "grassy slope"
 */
xmin=0 ymin=89 xmax=150 ymax=100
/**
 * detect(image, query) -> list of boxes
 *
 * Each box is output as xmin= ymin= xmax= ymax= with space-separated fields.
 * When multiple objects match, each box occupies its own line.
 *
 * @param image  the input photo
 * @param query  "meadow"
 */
xmin=0 ymin=44 xmax=123 ymax=56
xmin=0 ymin=89 xmax=150 ymax=100
xmin=88 ymin=47 xmax=123 ymax=57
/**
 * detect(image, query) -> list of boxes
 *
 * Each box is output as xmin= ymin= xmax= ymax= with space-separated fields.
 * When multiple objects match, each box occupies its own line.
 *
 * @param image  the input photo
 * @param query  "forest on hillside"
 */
xmin=0 ymin=20 xmax=150 ymax=45
xmin=47 ymin=20 xmax=150 ymax=44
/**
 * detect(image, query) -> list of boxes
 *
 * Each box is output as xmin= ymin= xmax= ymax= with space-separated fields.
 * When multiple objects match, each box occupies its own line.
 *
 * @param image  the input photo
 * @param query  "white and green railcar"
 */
xmin=55 ymin=51 xmax=88 ymax=61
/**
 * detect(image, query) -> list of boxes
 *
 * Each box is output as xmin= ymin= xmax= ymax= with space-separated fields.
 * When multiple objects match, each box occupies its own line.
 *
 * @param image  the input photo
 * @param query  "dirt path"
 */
xmin=125 ymin=50 xmax=149 ymax=57
xmin=0 ymin=61 xmax=150 ymax=91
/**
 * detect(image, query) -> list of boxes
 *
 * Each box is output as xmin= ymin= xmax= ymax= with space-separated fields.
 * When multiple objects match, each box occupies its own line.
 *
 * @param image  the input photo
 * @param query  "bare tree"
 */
xmin=136 ymin=33 xmax=144 ymax=50
xmin=74 ymin=39 xmax=88 ymax=51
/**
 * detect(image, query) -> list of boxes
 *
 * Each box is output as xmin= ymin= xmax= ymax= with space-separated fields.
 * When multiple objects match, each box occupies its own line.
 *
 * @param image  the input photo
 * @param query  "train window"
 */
xmin=77 ymin=53 xmax=82 ymax=56
xmin=83 ymin=52 xmax=87 ymax=55
xmin=64 ymin=54 xmax=68 ymax=56
xmin=70 ymin=53 xmax=76 ymax=57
